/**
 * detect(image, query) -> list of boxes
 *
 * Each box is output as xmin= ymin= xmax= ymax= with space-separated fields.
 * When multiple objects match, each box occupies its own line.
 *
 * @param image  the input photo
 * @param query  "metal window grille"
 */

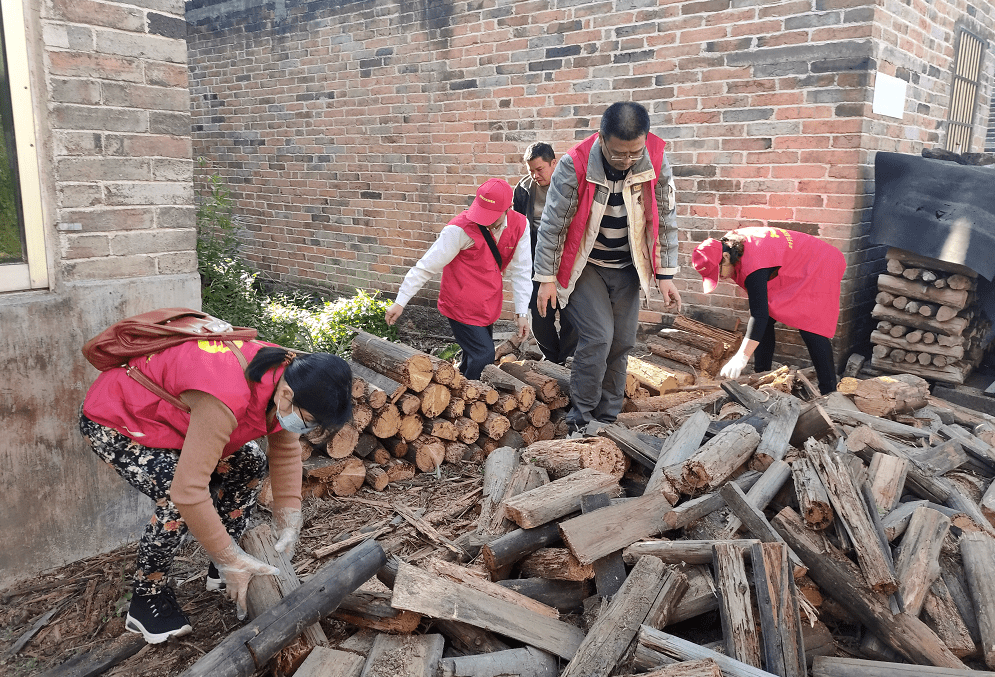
xmin=945 ymin=29 xmax=986 ymax=153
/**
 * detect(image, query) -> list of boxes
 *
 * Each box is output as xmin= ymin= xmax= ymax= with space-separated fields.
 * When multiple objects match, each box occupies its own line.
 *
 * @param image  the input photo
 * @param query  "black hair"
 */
xmin=247 ymin=346 xmax=353 ymax=430
xmin=600 ymin=101 xmax=651 ymax=142
xmin=721 ymin=232 xmax=747 ymax=265
xmin=523 ymin=142 xmax=555 ymax=164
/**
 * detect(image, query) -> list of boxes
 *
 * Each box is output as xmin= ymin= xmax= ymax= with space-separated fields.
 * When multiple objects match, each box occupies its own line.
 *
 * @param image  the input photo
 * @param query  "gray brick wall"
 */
xmin=44 ymin=0 xmax=195 ymax=283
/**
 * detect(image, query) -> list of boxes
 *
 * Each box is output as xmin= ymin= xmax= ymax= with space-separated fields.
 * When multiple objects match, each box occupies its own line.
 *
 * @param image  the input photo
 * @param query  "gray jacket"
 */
xmin=533 ymin=134 xmax=679 ymax=306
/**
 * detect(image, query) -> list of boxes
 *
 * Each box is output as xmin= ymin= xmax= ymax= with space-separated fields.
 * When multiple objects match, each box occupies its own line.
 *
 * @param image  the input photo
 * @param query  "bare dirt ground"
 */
xmin=0 ymin=306 xmax=482 ymax=677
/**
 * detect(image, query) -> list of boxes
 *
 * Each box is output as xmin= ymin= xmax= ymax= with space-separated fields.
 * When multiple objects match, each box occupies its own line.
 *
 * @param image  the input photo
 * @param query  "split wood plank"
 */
xmin=893 ymin=506 xmax=950 ymax=615
xmin=960 ymin=531 xmax=995 ymax=668
xmin=390 ymin=562 xmax=586 ymax=660
xmin=558 ymin=491 xmax=673 ymax=565
xmin=724 ymin=459 xmax=791 ymax=537
xmin=580 ymin=493 xmax=627 ymax=598
xmin=750 ymin=541 xmax=806 ymax=677
xmin=813 ymin=655 xmax=994 ymax=677
xmin=772 ymin=507 xmax=966 ymax=669
xmin=644 ymin=567 xmax=690 ymax=629
xmin=295 ymin=647 xmax=364 ymax=677
xmin=753 ymin=396 xmax=801 ymax=466
xmin=627 ymin=354 xmax=680 ymax=393
xmin=439 ymin=646 xmax=559 ymax=677
xmin=635 ymin=626 xmax=779 ymax=677
xmin=720 ymin=481 xmax=805 ymax=573
xmin=425 ymin=558 xmax=559 ymax=619
xmin=476 ymin=446 xmax=519 ymax=535
xmin=623 ymin=539 xmax=759 ymax=565
xmin=358 ymin=633 xmax=444 ymax=677
xmin=713 ymin=542 xmax=762 ymax=668
xmin=804 ymin=438 xmax=897 ymax=594
xmin=560 ymin=556 xmax=669 ymax=677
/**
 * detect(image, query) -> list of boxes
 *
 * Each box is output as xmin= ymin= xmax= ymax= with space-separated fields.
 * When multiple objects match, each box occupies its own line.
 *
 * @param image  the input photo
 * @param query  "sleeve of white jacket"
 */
xmin=507 ymin=226 xmax=533 ymax=315
xmin=394 ymin=225 xmax=469 ymax=308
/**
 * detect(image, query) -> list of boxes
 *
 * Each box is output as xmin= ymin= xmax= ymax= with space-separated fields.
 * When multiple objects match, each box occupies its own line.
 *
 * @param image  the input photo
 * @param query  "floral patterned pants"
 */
xmin=79 ymin=412 xmax=268 ymax=596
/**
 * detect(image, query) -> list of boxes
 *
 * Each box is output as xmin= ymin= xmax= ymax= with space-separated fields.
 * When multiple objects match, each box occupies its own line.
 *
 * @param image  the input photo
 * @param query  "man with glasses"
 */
xmin=533 ymin=101 xmax=681 ymax=433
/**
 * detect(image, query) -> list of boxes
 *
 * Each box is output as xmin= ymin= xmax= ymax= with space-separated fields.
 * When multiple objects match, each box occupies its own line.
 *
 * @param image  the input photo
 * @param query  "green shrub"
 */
xmin=195 ymin=163 xmax=395 ymax=356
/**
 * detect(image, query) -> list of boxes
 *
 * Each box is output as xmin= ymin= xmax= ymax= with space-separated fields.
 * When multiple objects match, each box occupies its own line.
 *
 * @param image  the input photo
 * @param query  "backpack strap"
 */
xmin=477 ymin=224 xmax=503 ymax=269
xmin=124 ymin=341 xmax=251 ymax=413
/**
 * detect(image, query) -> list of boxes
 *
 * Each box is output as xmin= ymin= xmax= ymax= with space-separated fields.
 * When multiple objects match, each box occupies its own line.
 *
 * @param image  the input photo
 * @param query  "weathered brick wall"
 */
xmin=0 ymin=0 xmax=199 ymax=589
xmin=186 ymin=0 xmax=995 ymax=367
xmin=46 ymin=0 xmax=197 ymax=283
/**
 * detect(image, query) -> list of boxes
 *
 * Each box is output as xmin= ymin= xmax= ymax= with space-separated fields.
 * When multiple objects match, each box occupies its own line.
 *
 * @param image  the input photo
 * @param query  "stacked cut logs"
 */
xmin=869 ymin=247 xmax=991 ymax=384
xmin=296 ymin=331 xmax=574 ymax=498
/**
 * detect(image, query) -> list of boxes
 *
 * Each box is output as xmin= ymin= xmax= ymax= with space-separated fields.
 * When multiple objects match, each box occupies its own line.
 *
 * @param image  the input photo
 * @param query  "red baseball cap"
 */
xmin=467 ymin=178 xmax=512 ymax=225
xmin=692 ymin=238 xmax=723 ymax=294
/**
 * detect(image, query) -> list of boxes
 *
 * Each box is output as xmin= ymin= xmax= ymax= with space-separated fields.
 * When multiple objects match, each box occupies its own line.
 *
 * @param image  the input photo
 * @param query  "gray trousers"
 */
xmin=562 ymin=264 xmax=641 ymax=426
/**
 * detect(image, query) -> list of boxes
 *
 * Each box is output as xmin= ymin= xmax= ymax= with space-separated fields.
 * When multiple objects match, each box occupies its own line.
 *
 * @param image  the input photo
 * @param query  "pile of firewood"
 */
xmin=870 ymin=247 xmax=991 ymax=384
xmin=288 ymin=330 xmax=572 ymax=499
xmin=216 ymin=364 xmax=995 ymax=677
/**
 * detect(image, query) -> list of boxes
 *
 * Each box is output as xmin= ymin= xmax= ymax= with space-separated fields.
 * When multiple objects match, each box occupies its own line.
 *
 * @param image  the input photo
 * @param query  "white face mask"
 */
xmin=276 ymin=402 xmax=317 ymax=435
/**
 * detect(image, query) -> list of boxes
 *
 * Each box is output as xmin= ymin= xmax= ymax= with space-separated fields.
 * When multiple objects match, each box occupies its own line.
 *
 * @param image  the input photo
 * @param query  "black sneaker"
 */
xmin=125 ymin=586 xmax=193 ymax=644
xmin=206 ymin=562 xmax=225 ymax=592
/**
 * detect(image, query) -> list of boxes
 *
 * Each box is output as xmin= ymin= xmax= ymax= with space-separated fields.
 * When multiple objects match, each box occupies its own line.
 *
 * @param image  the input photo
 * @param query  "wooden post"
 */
xmin=867 ymin=453 xmax=909 ymax=514
xmin=922 ymin=576 xmax=977 ymax=658
xmin=713 ymin=542 xmax=762 ymax=668
xmin=750 ymin=541 xmax=806 ymax=677
xmin=559 ymin=556 xmax=669 ymax=677
xmin=720 ymin=482 xmax=806 ymax=573
xmin=178 ymin=539 xmax=386 ymax=677
xmin=646 ymin=409 xmax=709 ymax=502
xmin=294 ymin=647 xmax=364 ymax=677
xmin=476 ymin=446 xmax=519 ymax=534
xmin=481 ymin=521 xmax=564 ymax=572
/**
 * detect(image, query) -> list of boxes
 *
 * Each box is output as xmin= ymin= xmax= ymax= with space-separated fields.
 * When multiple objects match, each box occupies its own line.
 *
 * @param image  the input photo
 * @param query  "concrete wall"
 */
xmin=0 ymin=0 xmax=199 ymax=590
xmin=186 ymin=0 xmax=995 ymax=371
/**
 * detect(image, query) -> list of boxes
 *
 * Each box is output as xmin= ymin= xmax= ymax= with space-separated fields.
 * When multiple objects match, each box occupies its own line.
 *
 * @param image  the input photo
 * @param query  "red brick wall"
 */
xmin=187 ymin=0 xmax=995 ymax=366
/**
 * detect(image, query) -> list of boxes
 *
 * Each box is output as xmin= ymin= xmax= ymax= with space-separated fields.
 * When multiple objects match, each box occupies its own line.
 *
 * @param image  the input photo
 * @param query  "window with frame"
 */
xmin=0 ymin=0 xmax=47 ymax=292
xmin=945 ymin=28 xmax=986 ymax=154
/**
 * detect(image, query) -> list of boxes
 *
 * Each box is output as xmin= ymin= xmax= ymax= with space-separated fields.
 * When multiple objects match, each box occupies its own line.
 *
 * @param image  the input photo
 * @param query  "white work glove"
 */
xmin=273 ymin=507 xmax=303 ymax=558
xmin=720 ymin=351 xmax=750 ymax=380
xmin=212 ymin=539 xmax=280 ymax=620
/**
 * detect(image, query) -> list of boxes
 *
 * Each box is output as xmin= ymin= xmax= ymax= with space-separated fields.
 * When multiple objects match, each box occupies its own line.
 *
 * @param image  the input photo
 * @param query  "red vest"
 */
xmin=557 ymin=132 xmax=667 ymax=288
xmin=83 ymin=339 xmax=284 ymax=456
xmin=732 ymin=227 xmax=846 ymax=338
xmin=437 ymin=210 xmax=527 ymax=326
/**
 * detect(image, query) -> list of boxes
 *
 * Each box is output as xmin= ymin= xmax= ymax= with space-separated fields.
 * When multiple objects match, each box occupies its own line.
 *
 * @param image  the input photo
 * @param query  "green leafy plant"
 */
xmin=195 ymin=162 xmax=396 ymax=355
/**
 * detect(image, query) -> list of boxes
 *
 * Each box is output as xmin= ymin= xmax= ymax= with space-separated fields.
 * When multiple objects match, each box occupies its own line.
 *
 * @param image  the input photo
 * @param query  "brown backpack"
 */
xmin=82 ymin=307 xmax=258 ymax=412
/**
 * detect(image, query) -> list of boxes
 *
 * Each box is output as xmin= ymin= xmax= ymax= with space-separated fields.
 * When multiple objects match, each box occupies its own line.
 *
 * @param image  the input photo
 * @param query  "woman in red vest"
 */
xmin=385 ymin=178 xmax=532 ymax=380
xmin=692 ymin=227 xmax=846 ymax=394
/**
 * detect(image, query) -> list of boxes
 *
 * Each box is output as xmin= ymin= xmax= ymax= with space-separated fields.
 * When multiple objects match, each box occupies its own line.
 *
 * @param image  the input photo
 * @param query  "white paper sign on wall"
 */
xmin=872 ymin=72 xmax=907 ymax=119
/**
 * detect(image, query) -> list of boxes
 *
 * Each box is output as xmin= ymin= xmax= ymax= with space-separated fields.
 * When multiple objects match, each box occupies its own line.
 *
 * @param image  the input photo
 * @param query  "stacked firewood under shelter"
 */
xmin=180 ymin=351 xmax=995 ymax=677
xmin=870 ymin=247 xmax=991 ymax=385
